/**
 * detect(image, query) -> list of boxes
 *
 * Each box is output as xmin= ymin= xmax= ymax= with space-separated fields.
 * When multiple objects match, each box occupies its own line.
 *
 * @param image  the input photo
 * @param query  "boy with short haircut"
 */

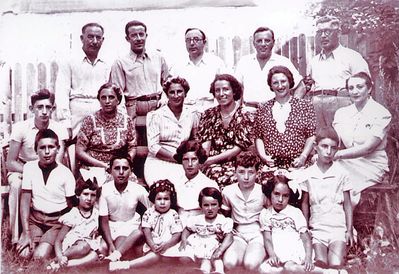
xmin=221 ymin=151 xmax=267 ymax=271
xmin=6 ymin=89 xmax=69 ymax=245
xmin=99 ymin=155 xmax=151 ymax=262
xmin=300 ymin=127 xmax=354 ymax=269
xmin=16 ymin=129 xmax=75 ymax=260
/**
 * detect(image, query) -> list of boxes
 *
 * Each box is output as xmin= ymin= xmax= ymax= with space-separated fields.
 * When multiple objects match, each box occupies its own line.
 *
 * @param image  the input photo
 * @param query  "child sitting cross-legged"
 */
xmin=109 ymin=179 xmax=183 ymax=271
xmin=259 ymin=172 xmax=324 ymax=274
xmin=48 ymin=177 xmax=106 ymax=271
xmin=179 ymin=187 xmax=233 ymax=274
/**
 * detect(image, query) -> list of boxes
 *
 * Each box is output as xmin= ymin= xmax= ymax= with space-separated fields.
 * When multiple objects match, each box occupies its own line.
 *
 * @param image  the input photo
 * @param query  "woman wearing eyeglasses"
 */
xmin=197 ymin=74 xmax=252 ymax=190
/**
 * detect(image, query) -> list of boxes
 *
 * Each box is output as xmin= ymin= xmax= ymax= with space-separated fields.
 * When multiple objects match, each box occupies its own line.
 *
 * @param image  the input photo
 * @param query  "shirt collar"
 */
xmin=80 ymin=51 xmax=105 ymax=66
xmin=129 ymin=49 xmax=149 ymax=62
xmin=187 ymin=52 xmax=208 ymax=66
xmin=319 ymin=44 xmax=342 ymax=60
xmin=111 ymin=181 xmax=130 ymax=195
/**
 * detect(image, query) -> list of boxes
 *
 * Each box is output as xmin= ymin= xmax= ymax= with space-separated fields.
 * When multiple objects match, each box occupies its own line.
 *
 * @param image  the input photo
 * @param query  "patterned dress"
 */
xmin=254 ymin=97 xmax=315 ymax=170
xmin=197 ymin=106 xmax=252 ymax=189
xmin=77 ymin=110 xmax=136 ymax=168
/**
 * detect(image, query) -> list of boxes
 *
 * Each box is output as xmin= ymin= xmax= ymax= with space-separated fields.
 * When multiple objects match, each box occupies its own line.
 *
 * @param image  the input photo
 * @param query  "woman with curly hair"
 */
xmin=197 ymin=74 xmax=252 ymax=190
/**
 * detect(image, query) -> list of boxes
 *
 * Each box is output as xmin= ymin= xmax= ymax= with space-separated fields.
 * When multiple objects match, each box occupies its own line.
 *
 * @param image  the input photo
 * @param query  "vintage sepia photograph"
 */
xmin=1 ymin=0 xmax=398 ymax=273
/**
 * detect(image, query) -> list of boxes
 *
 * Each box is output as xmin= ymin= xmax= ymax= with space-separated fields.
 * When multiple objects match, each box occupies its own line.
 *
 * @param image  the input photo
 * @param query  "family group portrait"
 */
xmin=0 ymin=0 xmax=398 ymax=273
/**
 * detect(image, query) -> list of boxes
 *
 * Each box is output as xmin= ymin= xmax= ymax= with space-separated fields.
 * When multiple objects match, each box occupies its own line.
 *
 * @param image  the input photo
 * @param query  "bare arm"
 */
xmin=76 ymin=132 xmax=108 ymax=169
xmin=178 ymin=228 xmax=192 ymax=250
xmin=335 ymin=136 xmax=382 ymax=160
xmin=301 ymin=191 xmax=310 ymax=224
xmin=343 ymin=190 xmax=354 ymax=247
xmin=300 ymin=231 xmax=314 ymax=271
xmin=292 ymin=135 xmax=315 ymax=168
xmin=262 ymin=230 xmax=280 ymax=266
xmin=211 ymin=232 xmax=233 ymax=259
xmin=204 ymin=145 xmax=241 ymax=166
xmin=159 ymin=232 xmax=182 ymax=253
xmin=54 ymin=225 xmax=71 ymax=266
xmin=16 ymin=191 xmax=33 ymax=254
xmin=293 ymin=81 xmax=307 ymax=99
xmin=155 ymin=147 xmax=177 ymax=163
xmin=6 ymin=140 xmax=23 ymax=173
xmin=142 ymin=227 xmax=157 ymax=252
xmin=99 ymin=215 xmax=116 ymax=254
xmin=255 ymin=138 xmax=275 ymax=167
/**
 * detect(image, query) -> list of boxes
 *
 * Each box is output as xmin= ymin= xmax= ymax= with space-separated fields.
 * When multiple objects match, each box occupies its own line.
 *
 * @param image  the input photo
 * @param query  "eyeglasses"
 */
xmin=185 ymin=37 xmax=203 ymax=44
xmin=316 ymin=29 xmax=336 ymax=36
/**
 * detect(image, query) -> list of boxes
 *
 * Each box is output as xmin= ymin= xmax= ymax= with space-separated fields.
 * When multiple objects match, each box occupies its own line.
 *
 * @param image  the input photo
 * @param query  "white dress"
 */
xmin=59 ymin=207 xmax=101 ymax=252
xmin=333 ymin=98 xmax=391 ymax=194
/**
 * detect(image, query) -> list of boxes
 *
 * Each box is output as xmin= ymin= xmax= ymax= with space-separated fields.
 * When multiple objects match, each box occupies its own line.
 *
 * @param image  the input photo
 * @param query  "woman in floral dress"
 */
xmin=254 ymin=66 xmax=316 ymax=180
xmin=197 ymin=74 xmax=252 ymax=190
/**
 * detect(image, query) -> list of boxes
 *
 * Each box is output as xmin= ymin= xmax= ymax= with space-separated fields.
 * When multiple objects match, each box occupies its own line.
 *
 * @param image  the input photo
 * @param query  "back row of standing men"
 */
xmin=55 ymin=15 xmax=369 ymax=141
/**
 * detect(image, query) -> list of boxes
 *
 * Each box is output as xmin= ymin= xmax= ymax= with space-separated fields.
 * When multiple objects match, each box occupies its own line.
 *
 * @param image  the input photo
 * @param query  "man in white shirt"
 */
xmin=170 ymin=28 xmax=227 ymax=113
xmin=55 ymin=22 xmax=110 ymax=139
xmin=303 ymin=16 xmax=371 ymax=128
xmin=235 ymin=27 xmax=305 ymax=108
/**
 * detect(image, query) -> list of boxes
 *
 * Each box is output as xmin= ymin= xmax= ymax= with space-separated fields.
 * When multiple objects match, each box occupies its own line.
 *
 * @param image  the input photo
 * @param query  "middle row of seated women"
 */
xmin=75 ymin=65 xmax=391 ymax=208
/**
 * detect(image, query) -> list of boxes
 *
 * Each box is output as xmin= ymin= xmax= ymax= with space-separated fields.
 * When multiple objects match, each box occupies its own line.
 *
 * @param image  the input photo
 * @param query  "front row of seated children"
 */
xmin=19 ymin=127 xmax=353 ymax=273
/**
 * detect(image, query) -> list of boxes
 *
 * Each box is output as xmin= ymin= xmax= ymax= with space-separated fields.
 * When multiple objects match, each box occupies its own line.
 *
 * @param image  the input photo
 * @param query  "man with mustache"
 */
xmin=170 ymin=28 xmax=227 ymax=113
xmin=235 ymin=27 xmax=305 ymax=109
xmin=55 ymin=22 xmax=110 ymax=139
xmin=302 ymin=16 xmax=370 ymax=128
xmin=109 ymin=20 xmax=170 ymax=119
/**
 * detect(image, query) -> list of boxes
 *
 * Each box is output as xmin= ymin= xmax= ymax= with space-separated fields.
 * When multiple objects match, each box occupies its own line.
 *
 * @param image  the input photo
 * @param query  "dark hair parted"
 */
xmin=253 ymin=26 xmax=275 ymax=41
xmin=173 ymin=140 xmax=208 ymax=164
xmin=162 ymin=76 xmax=190 ymax=95
xmin=125 ymin=20 xmax=147 ymax=36
xmin=262 ymin=175 xmax=300 ymax=206
xmin=149 ymin=179 xmax=178 ymax=211
xmin=97 ymin=83 xmax=123 ymax=104
xmin=209 ymin=74 xmax=242 ymax=101
xmin=185 ymin=28 xmax=207 ymax=42
xmin=82 ymin=22 xmax=104 ymax=34
xmin=198 ymin=187 xmax=222 ymax=208
xmin=235 ymin=151 xmax=261 ymax=171
xmin=315 ymin=126 xmax=340 ymax=144
xmin=31 ymin=89 xmax=55 ymax=106
xmin=346 ymin=71 xmax=373 ymax=90
xmin=75 ymin=177 xmax=100 ymax=197
xmin=34 ymin=128 xmax=59 ymax=152
xmin=267 ymin=65 xmax=295 ymax=90
xmin=109 ymin=153 xmax=133 ymax=170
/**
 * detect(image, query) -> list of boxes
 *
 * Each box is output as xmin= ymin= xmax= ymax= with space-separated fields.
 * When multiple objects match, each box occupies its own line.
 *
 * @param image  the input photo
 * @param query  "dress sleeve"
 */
xmin=76 ymin=115 xmax=94 ymax=150
xmin=170 ymin=210 xmax=184 ymax=233
xmin=141 ymin=209 xmax=152 ymax=228
xmin=59 ymin=208 xmax=76 ymax=227
xmin=259 ymin=209 xmax=272 ymax=232
xmin=196 ymin=109 xmax=214 ymax=143
xmin=146 ymin=110 xmax=162 ymax=155
xmin=302 ymin=100 xmax=316 ymax=139
xmin=293 ymin=208 xmax=308 ymax=234
xmin=221 ymin=216 xmax=234 ymax=234
xmin=370 ymin=108 xmax=391 ymax=140
xmin=232 ymin=109 xmax=253 ymax=149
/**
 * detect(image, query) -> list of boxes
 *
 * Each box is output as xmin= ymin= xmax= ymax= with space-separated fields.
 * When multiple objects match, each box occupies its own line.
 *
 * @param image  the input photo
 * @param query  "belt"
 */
xmin=309 ymin=89 xmax=338 ymax=96
xmin=125 ymin=93 xmax=161 ymax=102
xmin=33 ymin=207 xmax=70 ymax=217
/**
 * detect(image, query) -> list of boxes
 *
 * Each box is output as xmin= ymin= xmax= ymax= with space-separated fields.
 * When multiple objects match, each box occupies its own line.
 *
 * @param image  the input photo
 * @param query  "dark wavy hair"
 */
xmin=109 ymin=153 xmax=133 ymax=170
xmin=148 ymin=179 xmax=178 ymax=211
xmin=209 ymin=74 xmax=242 ymax=101
xmin=198 ymin=187 xmax=222 ymax=208
xmin=31 ymin=89 xmax=55 ymax=106
xmin=162 ymin=76 xmax=190 ymax=95
xmin=253 ymin=26 xmax=275 ymax=41
xmin=262 ymin=175 xmax=299 ymax=206
xmin=97 ymin=83 xmax=123 ymax=104
xmin=75 ymin=177 xmax=100 ymax=197
xmin=315 ymin=126 xmax=339 ymax=145
xmin=173 ymin=140 xmax=208 ymax=164
xmin=345 ymin=71 xmax=372 ymax=90
xmin=125 ymin=20 xmax=147 ymax=36
xmin=267 ymin=65 xmax=295 ymax=90
xmin=235 ymin=151 xmax=261 ymax=171
xmin=34 ymin=128 xmax=59 ymax=152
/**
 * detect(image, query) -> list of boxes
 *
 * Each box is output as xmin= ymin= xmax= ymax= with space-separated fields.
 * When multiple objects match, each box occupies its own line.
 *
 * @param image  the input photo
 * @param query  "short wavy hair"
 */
xmin=198 ymin=187 xmax=222 ymax=208
xmin=235 ymin=151 xmax=261 ymax=171
xmin=267 ymin=65 xmax=295 ymax=90
xmin=97 ymin=83 xmax=123 ymax=104
xmin=315 ymin=126 xmax=340 ymax=145
xmin=262 ymin=175 xmax=299 ymax=206
xmin=209 ymin=74 xmax=242 ymax=101
xmin=34 ymin=128 xmax=59 ymax=152
xmin=162 ymin=76 xmax=190 ymax=95
xmin=31 ymin=89 xmax=55 ymax=106
xmin=173 ymin=140 xmax=208 ymax=164
xmin=346 ymin=71 xmax=372 ymax=90
xmin=125 ymin=20 xmax=147 ymax=36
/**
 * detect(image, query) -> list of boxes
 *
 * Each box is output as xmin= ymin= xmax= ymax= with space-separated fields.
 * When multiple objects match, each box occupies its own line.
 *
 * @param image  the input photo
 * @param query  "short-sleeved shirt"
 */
xmin=170 ymin=52 xmax=227 ymax=103
xmin=235 ymin=52 xmax=303 ymax=103
xmin=221 ymin=183 xmax=265 ymax=225
xmin=10 ymin=118 xmax=69 ymax=163
xmin=300 ymin=162 xmax=352 ymax=206
xmin=59 ymin=207 xmax=99 ymax=239
xmin=22 ymin=160 xmax=75 ymax=213
xmin=174 ymin=172 xmax=219 ymax=211
xmin=308 ymin=45 xmax=370 ymax=91
xmin=109 ymin=49 xmax=169 ymax=98
xmin=259 ymin=205 xmax=307 ymax=234
xmin=98 ymin=181 xmax=151 ymax=222
xmin=141 ymin=206 xmax=183 ymax=242
xmin=146 ymin=104 xmax=198 ymax=156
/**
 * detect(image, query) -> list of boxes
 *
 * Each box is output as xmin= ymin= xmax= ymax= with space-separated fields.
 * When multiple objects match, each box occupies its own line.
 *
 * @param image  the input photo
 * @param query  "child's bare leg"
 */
xmin=313 ymin=243 xmax=328 ymax=267
xmin=115 ymin=230 xmax=143 ymax=255
xmin=259 ymin=262 xmax=283 ymax=274
xmin=243 ymin=241 xmax=265 ymax=270
xmin=213 ymin=259 xmax=225 ymax=274
xmin=328 ymin=241 xmax=346 ymax=268
xmin=63 ymin=240 xmax=91 ymax=259
xmin=200 ymin=258 xmax=212 ymax=273
xmin=67 ymin=250 xmax=98 ymax=267
xmin=128 ymin=252 xmax=160 ymax=268
xmin=284 ymin=261 xmax=324 ymax=274
xmin=223 ymin=239 xmax=245 ymax=269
